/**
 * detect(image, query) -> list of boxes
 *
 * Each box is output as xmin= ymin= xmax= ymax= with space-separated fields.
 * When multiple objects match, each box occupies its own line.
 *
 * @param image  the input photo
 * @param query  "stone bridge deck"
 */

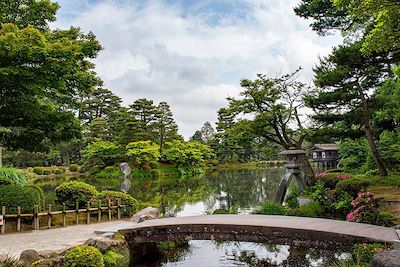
xmin=120 ymin=215 xmax=399 ymax=249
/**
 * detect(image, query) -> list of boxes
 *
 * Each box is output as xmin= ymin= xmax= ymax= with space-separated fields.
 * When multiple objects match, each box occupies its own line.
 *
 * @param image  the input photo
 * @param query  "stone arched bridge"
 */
xmin=119 ymin=215 xmax=399 ymax=263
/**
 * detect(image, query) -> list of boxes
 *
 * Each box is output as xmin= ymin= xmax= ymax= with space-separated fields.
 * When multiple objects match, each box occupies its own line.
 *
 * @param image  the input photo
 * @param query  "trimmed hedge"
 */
xmin=335 ymin=178 xmax=371 ymax=198
xmin=253 ymin=202 xmax=287 ymax=215
xmin=33 ymin=167 xmax=45 ymax=175
xmin=69 ymin=164 xmax=80 ymax=172
xmin=55 ymin=181 xmax=98 ymax=208
xmin=97 ymin=190 xmax=138 ymax=216
xmin=64 ymin=245 xmax=104 ymax=267
xmin=0 ymin=185 xmax=44 ymax=213
xmin=287 ymin=201 xmax=325 ymax=218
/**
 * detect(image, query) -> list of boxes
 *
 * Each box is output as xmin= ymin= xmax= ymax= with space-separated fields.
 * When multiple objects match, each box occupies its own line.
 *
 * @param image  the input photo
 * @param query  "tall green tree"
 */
xmin=129 ymin=98 xmax=160 ymax=141
xmin=294 ymin=0 xmax=350 ymax=35
xmin=86 ymin=117 xmax=110 ymax=143
xmin=333 ymin=0 xmax=400 ymax=54
xmin=79 ymin=87 xmax=122 ymax=125
xmin=223 ymin=70 xmax=315 ymax=180
xmin=190 ymin=131 xmax=203 ymax=143
xmin=155 ymin=102 xmax=181 ymax=152
xmin=307 ymin=42 xmax=390 ymax=176
xmin=200 ymin=122 xmax=215 ymax=145
xmin=0 ymin=0 xmax=102 ymax=152
xmin=0 ymin=0 xmax=59 ymax=30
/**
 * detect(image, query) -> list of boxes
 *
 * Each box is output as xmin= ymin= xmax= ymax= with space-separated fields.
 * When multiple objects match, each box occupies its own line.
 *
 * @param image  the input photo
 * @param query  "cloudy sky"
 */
xmin=52 ymin=0 xmax=342 ymax=138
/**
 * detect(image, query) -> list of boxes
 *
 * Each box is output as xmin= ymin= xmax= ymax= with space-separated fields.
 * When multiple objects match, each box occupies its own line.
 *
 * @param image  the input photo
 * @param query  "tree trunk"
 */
xmin=358 ymin=88 xmax=388 ymax=176
xmin=0 ymin=146 xmax=3 ymax=167
xmin=364 ymin=123 xmax=387 ymax=176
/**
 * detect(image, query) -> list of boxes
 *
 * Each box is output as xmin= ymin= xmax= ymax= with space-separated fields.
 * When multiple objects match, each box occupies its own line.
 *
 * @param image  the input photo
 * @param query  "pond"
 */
xmin=35 ymin=167 xmax=351 ymax=266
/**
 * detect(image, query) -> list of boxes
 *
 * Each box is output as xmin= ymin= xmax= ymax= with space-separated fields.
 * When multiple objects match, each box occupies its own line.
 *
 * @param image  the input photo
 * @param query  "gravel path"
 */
xmin=0 ymin=221 xmax=127 ymax=258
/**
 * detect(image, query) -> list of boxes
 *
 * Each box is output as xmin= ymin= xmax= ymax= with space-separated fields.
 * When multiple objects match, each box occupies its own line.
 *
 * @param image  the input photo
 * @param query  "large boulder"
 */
xmin=371 ymin=249 xmax=400 ymax=267
xmin=84 ymin=236 xmax=126 ymax=253
xmin=19 ymin=249 xmax=42 ymax=264
xmin=130 ymin=207 xmax=159 ymax=223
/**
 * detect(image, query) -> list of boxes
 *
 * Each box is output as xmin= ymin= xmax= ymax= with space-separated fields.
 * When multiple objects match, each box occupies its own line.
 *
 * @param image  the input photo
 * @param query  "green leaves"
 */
xmin=82 ymin=140 xmax=123 ymax=167
xmin=0 ymin=0 xmax=59 ymax=30
xmin=162 ymin=140 xmax=213 ymax=166
xmin=126 ymin=141 xmax=160 ymax=166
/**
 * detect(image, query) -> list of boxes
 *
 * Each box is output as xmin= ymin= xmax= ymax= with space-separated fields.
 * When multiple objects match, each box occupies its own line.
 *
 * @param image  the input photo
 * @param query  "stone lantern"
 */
xmin=274 ymin=147 xmax=307 ymax=204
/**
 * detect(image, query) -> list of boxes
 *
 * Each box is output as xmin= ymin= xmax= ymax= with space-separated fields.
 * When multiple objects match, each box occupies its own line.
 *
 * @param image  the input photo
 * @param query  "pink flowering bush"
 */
xmin=346 ymin=192 xmax=382 ymax=224
xmin=315 ymin=172 xmax=352 ymax=189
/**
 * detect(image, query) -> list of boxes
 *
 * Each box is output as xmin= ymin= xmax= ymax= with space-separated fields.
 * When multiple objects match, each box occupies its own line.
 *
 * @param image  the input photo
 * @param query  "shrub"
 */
xmin=334 ymin=192 xmax=354 ymax=217
xmin=69 ymin=164 xmax=80 ymax=172
xmin=55 ymin=181 xmax=98 ymax=208
xmin=54 ymin=169 xmax=65 ymax=175
xmin=253 ymin=202 xmax=287 ymax=215
xmin=103 ymin=249 xmax=129 ymax=267
xmin=0 ymin=185 xmax=43 ymax=213
xmin=43 ymin=169 xmax=52 ymax=175
xmin=0 ymin=176 xmax=13 ymax=185
xmin=64 ymin=245 xmax=104 ymax=267
xmin=346 ymin=192 xmax=394 ymax=226
xmin=213 ymin=208 xmax=229 ymax=214
xmin=104 ymin=166 xmax=117 ymax=172
xmin=0 ymin=167 xmax=28 ymax=186
xmin=351 ymin=243 xmax=392 ymax=264
xmin=375 ymin=211 xmax=395 ymax=227
xmin=287 ymin=201 xmax=325 ymax=218
xmin=207 ymin=159 xmax=219 ymax=166
xmin=336 ymin=178 xmax=371 ymax=198
xmin=310 ymin=181 xmax=329 ymax=205
xmin=97 ymin=190 xmax=138 ymax=216
xmin=315 ymin=172 xmax=351 ymax=189
xmin=285 ymin=185 xmax=300 ymax=208
xmin=149 ymin=161 xmax=159 ymax=169
xmin=151 ymin=169 xmax=160 ymax=178
xmin=33 ymin=167 xmax=45 ymax=175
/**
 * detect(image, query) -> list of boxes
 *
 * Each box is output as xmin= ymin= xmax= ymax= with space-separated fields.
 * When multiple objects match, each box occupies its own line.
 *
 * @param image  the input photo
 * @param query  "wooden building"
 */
xmin=310 ymin=144 xmax=339 ymax=169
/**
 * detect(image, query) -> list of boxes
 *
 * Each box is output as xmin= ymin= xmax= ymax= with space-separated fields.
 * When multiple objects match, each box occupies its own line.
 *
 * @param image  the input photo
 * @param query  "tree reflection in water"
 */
xmin=128 ymin=167 xmax=284 ymax=217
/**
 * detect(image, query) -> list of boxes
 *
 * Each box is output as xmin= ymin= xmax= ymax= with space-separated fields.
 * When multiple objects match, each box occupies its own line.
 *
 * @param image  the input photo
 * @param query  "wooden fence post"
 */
xmin=1 ymin=206 xmax=5 ymax=234
xmin=98 ymin=200 xmax=102 ymax=223
xmin=108 ymin=199 xmax=112 ymax=221
xmin=47 ymin=204 xmax=52 ymax=229
xmin=117 ymin=198 xmax=121 ymax=220
xmin=34 ymin=205 xmax=39 ymax=230
xmin=17 ymin=206 xmax=21 ymax=232
xmin=75 ymin=202 xmax=79 ymax=225
xmin=86 ymin=201 xmax=90 ymax=224
xmin=62 ymin=203 xmax=66 ymax=227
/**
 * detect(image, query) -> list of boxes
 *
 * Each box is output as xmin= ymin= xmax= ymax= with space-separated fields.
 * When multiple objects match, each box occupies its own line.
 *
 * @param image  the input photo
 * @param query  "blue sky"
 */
xmin=52 ymin=0 xmax=341 ymax=138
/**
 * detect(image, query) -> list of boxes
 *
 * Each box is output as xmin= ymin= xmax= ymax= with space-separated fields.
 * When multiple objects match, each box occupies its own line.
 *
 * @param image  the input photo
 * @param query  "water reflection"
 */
xmin=125 ymin=168 xmax=283 ymax=217
xmin=158 ymin=241 xmax=351 ymax=267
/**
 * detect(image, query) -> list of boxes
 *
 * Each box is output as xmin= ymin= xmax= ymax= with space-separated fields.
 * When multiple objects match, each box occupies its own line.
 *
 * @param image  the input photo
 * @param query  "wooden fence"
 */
xmin=1 ymin=199 xmax=124 ymax=234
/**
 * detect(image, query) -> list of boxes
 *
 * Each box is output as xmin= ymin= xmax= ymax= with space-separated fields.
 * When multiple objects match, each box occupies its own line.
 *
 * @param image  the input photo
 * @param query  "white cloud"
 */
xmin=53 ymin=0 xmax=342 ymax=138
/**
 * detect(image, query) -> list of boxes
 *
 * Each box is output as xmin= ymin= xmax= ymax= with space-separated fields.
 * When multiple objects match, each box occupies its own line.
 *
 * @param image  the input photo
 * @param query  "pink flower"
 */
xmin=346 ymin=212 xmax=355 ymax=221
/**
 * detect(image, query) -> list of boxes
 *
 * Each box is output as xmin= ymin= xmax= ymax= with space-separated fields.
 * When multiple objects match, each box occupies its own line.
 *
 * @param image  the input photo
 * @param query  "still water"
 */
xmin=36 ymin=168 xmax=350 ymax=266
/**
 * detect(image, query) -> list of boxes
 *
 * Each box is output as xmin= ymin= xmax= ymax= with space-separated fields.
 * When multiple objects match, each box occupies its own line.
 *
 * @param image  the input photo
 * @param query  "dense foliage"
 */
xmin=0 ymin=167 xmax=28 ymax=186
xmin=0 ymin=185 xmax=43 ymax=212
xmin=64 ymin=245 xmax=104 ymax=267
xmin=55 ymin=181 xmax=98 ymax=208
xmin=97 ymin=190 xmax=138 ymax=216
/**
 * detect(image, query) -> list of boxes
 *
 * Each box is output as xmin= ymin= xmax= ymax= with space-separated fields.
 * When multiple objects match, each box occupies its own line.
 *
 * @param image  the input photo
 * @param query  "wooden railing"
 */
xmin=1 ymin=199 xmax=124 ymax=234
